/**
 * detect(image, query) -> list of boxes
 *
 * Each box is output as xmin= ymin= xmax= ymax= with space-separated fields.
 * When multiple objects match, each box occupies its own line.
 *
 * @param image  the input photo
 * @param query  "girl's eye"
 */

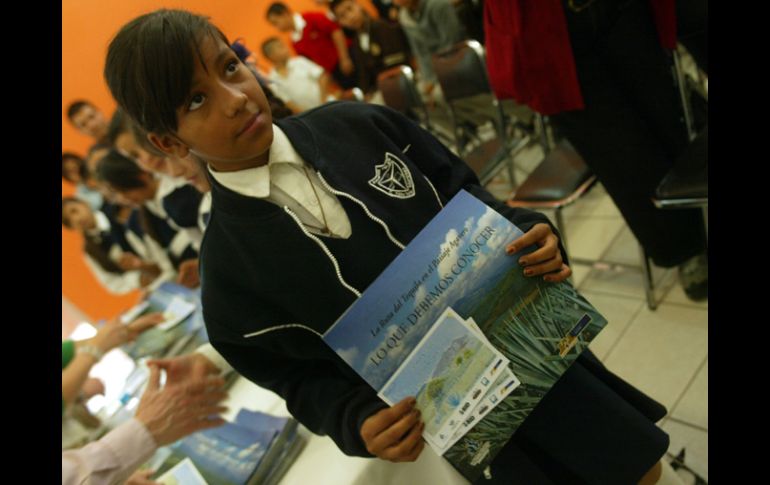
xmin=226 ymin=60 xmax=240 ymax=75
xmin=189 ymin=94 xmax=206 ymax=111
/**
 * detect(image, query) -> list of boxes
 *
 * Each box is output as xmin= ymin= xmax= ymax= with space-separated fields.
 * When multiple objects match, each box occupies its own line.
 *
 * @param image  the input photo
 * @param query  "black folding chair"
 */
xmin=431 ymin=40 xmax=529 ymax=187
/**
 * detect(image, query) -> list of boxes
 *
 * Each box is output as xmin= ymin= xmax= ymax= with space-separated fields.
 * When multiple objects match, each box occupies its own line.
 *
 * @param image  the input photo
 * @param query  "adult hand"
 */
xmin=360 ymin=397 xmax=425 ymax=463
xmin=176 ymin=259 xmax=200 ymax=288
xmin=506 ymin=223 xmax=572 ymax=283
xmin=123 ymin=469 xmax=161 ymax=485
xmin=80 ymin=377 xmax=105 ymax=399
xmin=136 ymin=365 xmax=227 ymax=447
xmin=125 ymin=312 xmax=165 ymax=340
xmin=89 ymin=317 xmax=131 ymax=353
xmin=147 ymin=353 xmax=221 ymax=387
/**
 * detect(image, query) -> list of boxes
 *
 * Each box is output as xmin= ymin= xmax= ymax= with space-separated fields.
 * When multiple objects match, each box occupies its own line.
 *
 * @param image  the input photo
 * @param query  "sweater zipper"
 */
xmin=283 ymin=206 xmax=362 ymax=298
xmin=423 ymin=175 xmax=444 ymax=209
xmin=316 ymin=172 xmax=406 ymax=250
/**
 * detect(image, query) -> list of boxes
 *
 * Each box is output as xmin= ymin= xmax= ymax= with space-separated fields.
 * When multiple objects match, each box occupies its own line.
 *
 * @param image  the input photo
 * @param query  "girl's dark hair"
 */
xmin=96 ymin=149 xmax=149 ymax=190
xmin=61 ymin=152 xmax=88 ymax=182
xmin=62 ymin=197 xmax=124 ymax=274
xmin=104 ymin=9 xmax=230 ymax=136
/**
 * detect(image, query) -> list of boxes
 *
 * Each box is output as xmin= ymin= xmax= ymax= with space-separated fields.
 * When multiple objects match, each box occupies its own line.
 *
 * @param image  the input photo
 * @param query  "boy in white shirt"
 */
xmin=261 ymin=37 xmax=332 ymax=112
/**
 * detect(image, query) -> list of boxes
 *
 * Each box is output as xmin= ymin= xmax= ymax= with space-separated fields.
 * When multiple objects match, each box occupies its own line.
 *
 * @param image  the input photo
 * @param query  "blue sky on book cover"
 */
xmin=324 ymin=190 xmax=526 ymax=390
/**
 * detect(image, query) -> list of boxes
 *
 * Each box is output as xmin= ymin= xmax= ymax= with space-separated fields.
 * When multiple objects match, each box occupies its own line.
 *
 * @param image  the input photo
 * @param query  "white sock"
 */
xmin=655 ymin=459 xmax=687 ymax=485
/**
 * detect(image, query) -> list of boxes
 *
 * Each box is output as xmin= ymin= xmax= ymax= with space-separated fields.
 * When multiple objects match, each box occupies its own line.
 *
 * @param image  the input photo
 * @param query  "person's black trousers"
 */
xmin=550 ymin=0 xmax=706 ymax=267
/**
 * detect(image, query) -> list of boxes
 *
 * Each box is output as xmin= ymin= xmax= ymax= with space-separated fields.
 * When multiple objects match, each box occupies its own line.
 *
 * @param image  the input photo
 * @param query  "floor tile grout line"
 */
xmin=664 ymin=355 xmax=708 ymax=428
xmin=599 ymin=297 xmax=646 ymax=362
xmin=665 ymin=415 xmax=708 ymax=433
xmin=580 ymin=287 xmax=708 ymax=311
xmin=574 ymin=217 xmax=628 ymax=292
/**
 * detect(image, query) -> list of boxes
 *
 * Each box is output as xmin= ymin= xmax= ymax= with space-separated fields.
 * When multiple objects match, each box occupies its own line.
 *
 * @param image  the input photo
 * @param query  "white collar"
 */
xmin=291 ymin=13 xmax=307 ymax=42
xmin=86 ymin=211 xmax=111 ymax=237
xmin=207 ymin=125 xmax=305 ymax=198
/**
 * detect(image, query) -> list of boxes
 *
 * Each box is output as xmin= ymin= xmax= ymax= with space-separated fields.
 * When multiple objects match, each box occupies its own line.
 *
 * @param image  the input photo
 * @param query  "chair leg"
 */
xmin=673 ymin=48 xmax=697 ymax=141
xmin=639 ymin=244 xmax=657 ymax=310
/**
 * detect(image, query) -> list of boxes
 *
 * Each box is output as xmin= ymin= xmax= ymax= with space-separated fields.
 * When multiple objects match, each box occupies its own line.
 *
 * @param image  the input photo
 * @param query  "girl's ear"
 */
xmin=147 ymin=132 xmax=190 ymax=160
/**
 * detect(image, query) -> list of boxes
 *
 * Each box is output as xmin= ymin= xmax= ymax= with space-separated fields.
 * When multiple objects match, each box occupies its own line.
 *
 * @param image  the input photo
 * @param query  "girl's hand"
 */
xmin=506 ymin=223 xmax=572 ymax=283
xmin=360 ymin=397 xmax=425 ymax=463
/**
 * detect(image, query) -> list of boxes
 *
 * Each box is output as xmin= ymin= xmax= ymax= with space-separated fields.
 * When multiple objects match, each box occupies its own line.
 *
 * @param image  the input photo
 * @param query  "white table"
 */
xmin=221 ymin=376 xmax=471 ymax=485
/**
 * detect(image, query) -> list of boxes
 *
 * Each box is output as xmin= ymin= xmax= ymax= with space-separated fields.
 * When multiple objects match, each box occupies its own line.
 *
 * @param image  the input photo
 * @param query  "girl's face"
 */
xmin=72 ymin=105 xmax=108 ymax=140
xmin=153 ymin=34 xmax=273 ymax=173
xmin=167 ymin=155 xmax=211 ymax=193
xmin=63 ymin=201 xmax=96 ymax=232
xmin=115 ymin=131 xmax=170 ymax=176
xmin=63 ymin=159 xmax=82 ymax=184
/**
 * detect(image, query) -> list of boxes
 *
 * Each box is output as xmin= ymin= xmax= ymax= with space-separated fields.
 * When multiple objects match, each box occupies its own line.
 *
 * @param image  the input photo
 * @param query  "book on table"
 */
xmin=152 ymin=409 xmax=305 ymax=485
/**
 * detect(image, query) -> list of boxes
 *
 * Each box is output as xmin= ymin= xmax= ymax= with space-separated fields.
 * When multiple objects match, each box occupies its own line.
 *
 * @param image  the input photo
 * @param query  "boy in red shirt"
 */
xmin=267 ymin=1 xmax=357 ymax=89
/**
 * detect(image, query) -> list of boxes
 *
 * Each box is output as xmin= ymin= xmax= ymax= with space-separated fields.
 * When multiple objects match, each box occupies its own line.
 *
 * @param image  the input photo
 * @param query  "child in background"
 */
xmin=330 ymin=0 xmax=411 ymax=99
xmin=66 ymin=99 xmax=110 ymax=145
xmin=62 ymin=152 xmax=104 ymax=211
xmin=104 ymin=10 xmax=673 ymax=484
xmin=107 ymin=109 xmax=171 ymax=176
xmin=96 ymin=150 xmax=201 ymax=288
xmin=62 ymin=197 xmax=173 ymax=294
xmin=261 ymin=37 xmax=331 ymax=112
xmin=266 ymin=1 xmax=357 ymax=89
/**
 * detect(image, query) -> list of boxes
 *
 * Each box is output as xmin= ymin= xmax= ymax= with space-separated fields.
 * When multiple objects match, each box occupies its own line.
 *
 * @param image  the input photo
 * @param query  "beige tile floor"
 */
xmin=486 ymin=147 xmax=709 ymax=481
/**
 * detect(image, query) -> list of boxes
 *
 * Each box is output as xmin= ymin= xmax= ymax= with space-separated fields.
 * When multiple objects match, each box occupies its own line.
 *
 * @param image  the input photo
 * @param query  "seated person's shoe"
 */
xmin=677 ymin=252 xmax=708 ymax=301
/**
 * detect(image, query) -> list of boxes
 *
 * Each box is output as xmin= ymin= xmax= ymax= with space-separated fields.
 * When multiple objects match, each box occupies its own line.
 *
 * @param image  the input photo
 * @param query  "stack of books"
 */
xmin=154 ymin=409 xmax=305 ymax=485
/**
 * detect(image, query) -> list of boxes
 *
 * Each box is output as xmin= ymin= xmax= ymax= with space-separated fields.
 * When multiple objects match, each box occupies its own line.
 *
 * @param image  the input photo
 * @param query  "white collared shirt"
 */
xmin=267 ymin=57 xmax=325 ymax=111
xmin=86 ymin=211 xmax=112 ymax=239
xmin=208 ymin=125 xmax=351 ymax=238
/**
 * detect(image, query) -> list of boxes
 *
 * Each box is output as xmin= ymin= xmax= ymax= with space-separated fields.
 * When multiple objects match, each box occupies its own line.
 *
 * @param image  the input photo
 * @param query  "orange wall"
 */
xmin=62 ymin=0 xmax=328 ymax=320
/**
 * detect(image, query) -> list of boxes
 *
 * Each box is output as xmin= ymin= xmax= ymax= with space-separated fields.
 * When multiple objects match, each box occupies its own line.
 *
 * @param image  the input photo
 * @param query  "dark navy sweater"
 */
xmin=200 ymin=103 xmax=666 ymax=482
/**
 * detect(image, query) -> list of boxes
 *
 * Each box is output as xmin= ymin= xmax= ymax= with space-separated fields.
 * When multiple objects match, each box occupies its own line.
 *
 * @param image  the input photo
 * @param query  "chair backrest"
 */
xmin=431 ymin=40 xmax=491 ymax=102
xmin=376 ymin=65 xmax=429 ymax=125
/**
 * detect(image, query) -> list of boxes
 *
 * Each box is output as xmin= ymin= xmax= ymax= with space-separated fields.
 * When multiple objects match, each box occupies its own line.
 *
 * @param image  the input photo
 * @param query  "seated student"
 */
xmin=330 ymin=0 xmax=411 ymax=98
xmin=66 ymin=99 xmax=110 ymax=145
xmin=266 ymin=1 xmax=358 ymax=89
xmin=62 ymin=197 xmax=174 ymax=294
xmin=105 ymin=10 xmax=675 ymax=484
xmin=392 ymin=0 xmax=467 ymax=96
xmin=262 ymin=37 xmax=332 ymax=112
xmin=96 ymin=150 xmax=202 ymax=289
xmin=107 ymin=108 xmax=171 ymax=177
xmin=62 ymin=152 xmax=104 ymax=211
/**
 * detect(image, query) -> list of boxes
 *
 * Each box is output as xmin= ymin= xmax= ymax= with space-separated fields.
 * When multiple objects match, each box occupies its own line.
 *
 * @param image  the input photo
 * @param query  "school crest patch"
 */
xmin=368 ymin=152 xmax=415 ymax=199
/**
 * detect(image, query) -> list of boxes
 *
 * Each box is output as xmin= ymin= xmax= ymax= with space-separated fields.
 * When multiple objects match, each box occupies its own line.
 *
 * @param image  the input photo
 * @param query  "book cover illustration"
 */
xmin=125 ymin=282 xmax=208 ymax=359
xmin=157 ymin=457 xmax=208 ymax=485
xmin=323 ymin=190 xmax=608 ymax=481
xmin=155 ymin=422 xmax=276 ymax=485
xmin=378 ymin=307 xmax=507 ymax=450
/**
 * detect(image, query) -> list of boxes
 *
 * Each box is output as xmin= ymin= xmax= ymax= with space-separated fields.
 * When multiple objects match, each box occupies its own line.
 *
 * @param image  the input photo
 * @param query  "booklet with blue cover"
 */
xmin=323 ymin=190 xmax=608 ymax=481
